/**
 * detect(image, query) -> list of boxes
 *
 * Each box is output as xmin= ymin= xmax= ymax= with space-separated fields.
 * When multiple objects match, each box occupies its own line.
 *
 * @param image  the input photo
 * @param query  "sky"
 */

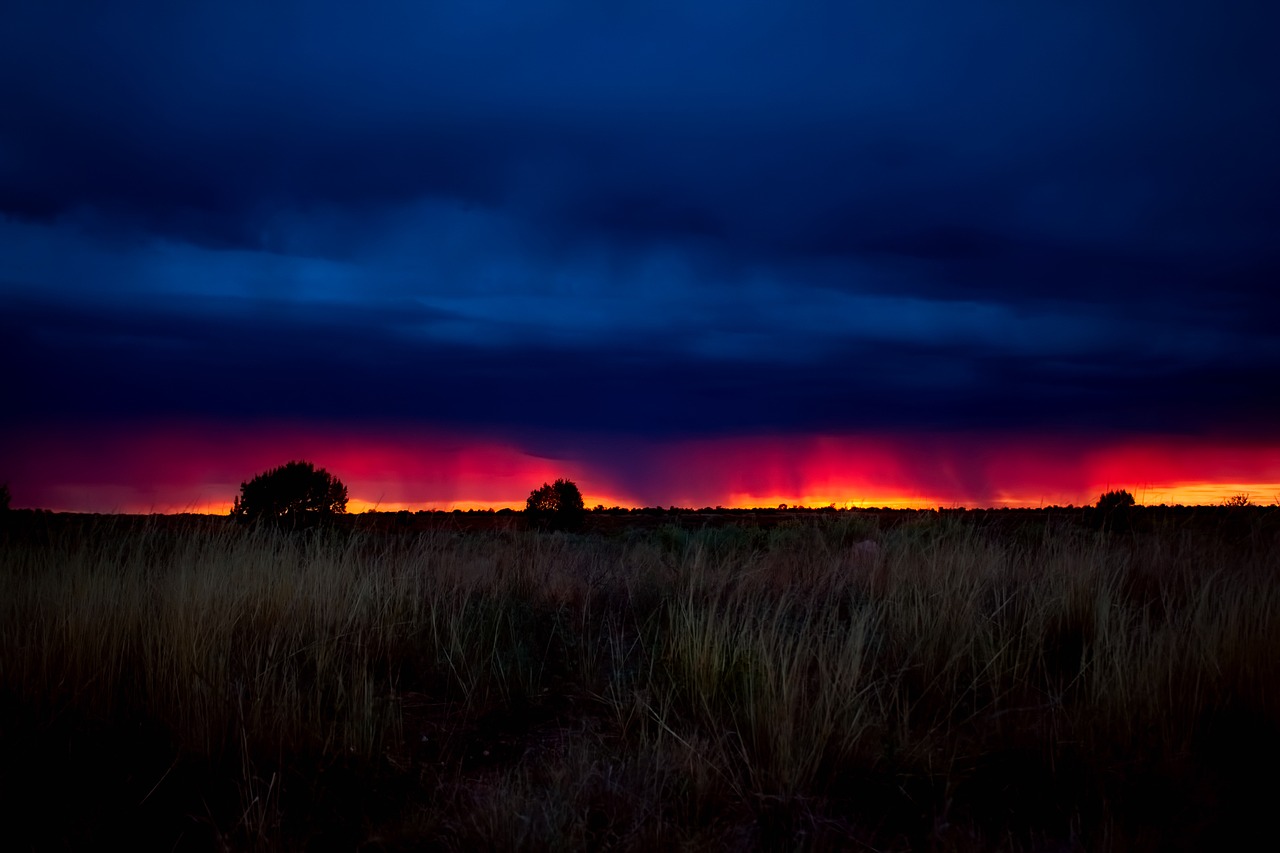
xmin=3 ymin=1 xmax=1279 ymax=512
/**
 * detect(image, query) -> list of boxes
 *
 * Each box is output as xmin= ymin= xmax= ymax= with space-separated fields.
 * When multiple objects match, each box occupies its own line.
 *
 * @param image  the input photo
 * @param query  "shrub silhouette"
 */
xmin=231 ymin=461 xmax=348 ymax=526
xmin=1093 ymin=489 xmax=1137 ymax=532
xmin=1096 ymin=490 xmax=1136 ymax=512
xmin=525 ymin=478 xmax=585 ymax=531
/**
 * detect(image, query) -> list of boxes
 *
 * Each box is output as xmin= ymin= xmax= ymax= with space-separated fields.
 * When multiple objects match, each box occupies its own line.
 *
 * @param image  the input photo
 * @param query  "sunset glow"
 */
xmin=5 ymin=422 xmax=1277 ymax=514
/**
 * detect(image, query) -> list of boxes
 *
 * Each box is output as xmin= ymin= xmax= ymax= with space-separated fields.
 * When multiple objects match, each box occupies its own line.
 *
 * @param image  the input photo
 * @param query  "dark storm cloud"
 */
xmin=3 ymin=1 xmax=1279 ymax=442
xmin=6 ymin=291 xmax=1276 ymax=444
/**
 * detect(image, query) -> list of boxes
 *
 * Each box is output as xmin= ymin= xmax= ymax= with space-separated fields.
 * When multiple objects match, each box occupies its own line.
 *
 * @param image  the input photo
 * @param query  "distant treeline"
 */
xmin=3 ymin=502 xmax=1277 ymax=539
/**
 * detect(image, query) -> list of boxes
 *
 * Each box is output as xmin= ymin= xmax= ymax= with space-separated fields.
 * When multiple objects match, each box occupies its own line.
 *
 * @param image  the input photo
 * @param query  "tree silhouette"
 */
xmin=1093 ymin=489 xmax=1137 ymax=532
xmin=1096 ymin=490 xmax=1136 ymax=512
xmin=231 ymin=461 xmax=348 ymax=526
xmin=0 ymin=482 xmax=9 ymax=512
xmin=525 ymin=478 xmax=585 ymax=531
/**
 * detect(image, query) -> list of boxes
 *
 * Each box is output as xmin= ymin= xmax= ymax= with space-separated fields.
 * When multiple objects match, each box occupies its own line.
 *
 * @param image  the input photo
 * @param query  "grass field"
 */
xmin=2 ymin=508 xmax=1278 ymax=850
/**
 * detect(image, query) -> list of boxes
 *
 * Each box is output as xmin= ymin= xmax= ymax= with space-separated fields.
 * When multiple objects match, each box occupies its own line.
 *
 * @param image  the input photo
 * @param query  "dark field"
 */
xmin=2 ymin=507 xmax=1278 ymax=850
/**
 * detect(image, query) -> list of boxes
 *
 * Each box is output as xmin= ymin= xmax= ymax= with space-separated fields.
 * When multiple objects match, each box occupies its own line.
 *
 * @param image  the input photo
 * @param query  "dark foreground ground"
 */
xmin=1 ymin=506 xmax=1277 ymax=850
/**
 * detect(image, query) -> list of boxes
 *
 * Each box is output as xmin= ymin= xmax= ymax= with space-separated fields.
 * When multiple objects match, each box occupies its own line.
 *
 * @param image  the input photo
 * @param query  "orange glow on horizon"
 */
xmin=344 ymin=492 xmax=638 ymax=514
xmin=4 ymin=421 xmax=1279 ymax=513
xmin=64 ymin=484 xmax=1280 ymax=517
xmin=724 ymin=492 xmax=946 ymax=511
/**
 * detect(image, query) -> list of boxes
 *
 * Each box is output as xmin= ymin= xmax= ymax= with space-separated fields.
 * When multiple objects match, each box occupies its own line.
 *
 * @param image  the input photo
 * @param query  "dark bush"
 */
xmin=1096 ymin=490 xmax=1136 ymax=512
xmin=230 ymin=461 xmax=348 ymax=526
xmin=1093 ymin=489 xmax=1137 ymax=532
xmin=525 ymin=478 xmax=585 ymax=531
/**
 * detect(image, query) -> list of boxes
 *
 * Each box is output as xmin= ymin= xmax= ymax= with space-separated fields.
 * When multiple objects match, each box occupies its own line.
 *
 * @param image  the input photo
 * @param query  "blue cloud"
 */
xmin=3 ymin=1 xmax=1278 ymax=446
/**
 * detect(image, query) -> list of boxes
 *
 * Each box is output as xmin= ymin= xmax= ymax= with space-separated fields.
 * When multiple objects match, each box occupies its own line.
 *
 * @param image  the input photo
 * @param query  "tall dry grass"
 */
xmin=1 ymin=510 xmax=1277 ymax=849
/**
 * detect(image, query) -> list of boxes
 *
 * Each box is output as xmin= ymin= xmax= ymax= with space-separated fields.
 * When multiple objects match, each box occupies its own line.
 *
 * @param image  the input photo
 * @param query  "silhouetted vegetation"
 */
xmin=229 ymin=460 xmax=348 ymax=526
xmin=524 ymin=477 xmax=585 ymax=531
xmin=0 ymin=482 xmax=8 ymax=512
xmin=1095 ymin=489 xmax=1136 ymax=511
xmin=1092 ymin=488 xmax=1137 ymax=531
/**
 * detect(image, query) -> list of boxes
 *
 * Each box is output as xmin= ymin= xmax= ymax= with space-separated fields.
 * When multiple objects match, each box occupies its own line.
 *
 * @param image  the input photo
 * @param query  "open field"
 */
xmin=2 ymin=508 xmax=1278 ymax=851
